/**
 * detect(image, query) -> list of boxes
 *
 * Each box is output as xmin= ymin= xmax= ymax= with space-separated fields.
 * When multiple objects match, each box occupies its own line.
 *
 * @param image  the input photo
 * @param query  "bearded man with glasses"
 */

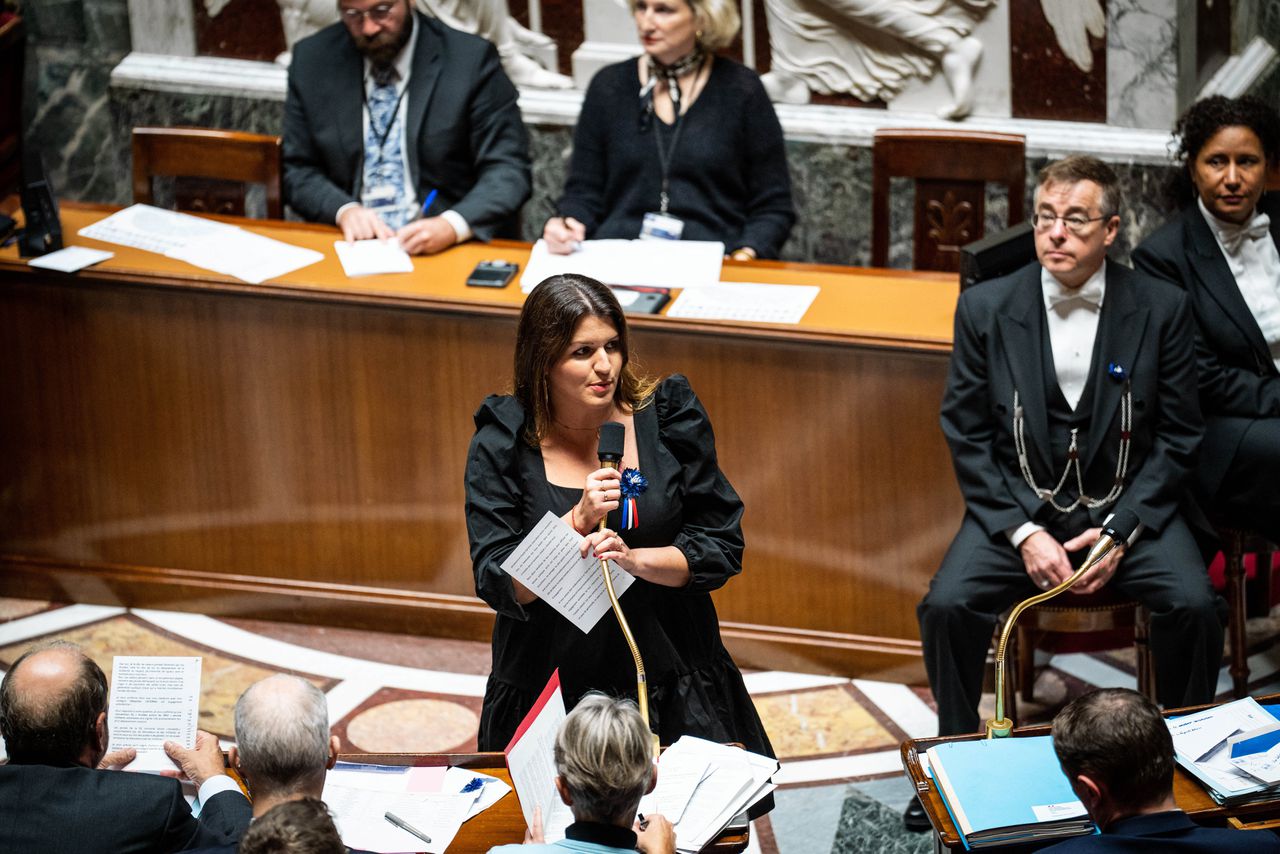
xmin=904 ymin=155 xmax=1222 ymax=833
xmin=283 ymin=0 xmax=531 ymax=255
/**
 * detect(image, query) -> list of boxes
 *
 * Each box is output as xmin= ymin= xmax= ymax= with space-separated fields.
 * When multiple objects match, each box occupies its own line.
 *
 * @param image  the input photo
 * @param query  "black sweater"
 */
xmin=557 ymin=56 xmax=795 ymax=258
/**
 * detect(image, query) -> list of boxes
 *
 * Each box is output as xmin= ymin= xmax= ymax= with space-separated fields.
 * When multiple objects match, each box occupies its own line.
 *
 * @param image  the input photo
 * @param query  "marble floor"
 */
xmin=2 ymin=596 xmax=1278 ymax=854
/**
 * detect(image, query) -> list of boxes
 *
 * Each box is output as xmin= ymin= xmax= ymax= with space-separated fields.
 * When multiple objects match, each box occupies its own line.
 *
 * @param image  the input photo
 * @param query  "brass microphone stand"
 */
xmin=598 ymin=459 xmax=661 ymax=759
xmin=986 ymin=536 xmax=1125 ymax=739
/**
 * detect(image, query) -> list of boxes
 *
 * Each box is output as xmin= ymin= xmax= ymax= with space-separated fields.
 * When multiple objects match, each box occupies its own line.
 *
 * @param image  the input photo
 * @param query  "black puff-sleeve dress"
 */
xmin=464 ymin=374 xmax=774 ymax=762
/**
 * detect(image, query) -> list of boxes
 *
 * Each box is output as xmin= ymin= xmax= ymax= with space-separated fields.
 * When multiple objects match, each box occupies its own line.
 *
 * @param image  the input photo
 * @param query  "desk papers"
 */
xmin=27 ymin=246 xmax=114 ymax=272
xmin=334 ymin=238 xmax=414 ymax=276
xmin=666 ymin=282 xmax=820 ymax=325
xmin=107 ymin=656 xmax=201 ymax=772
xmin=322 ymin=763 xmax=510 ymax=853
xmin=1169 ymin=696 xmax=1280 ymax=803
xmin=925 ymin=736 xmax=1094 ymax=849
xmin=520 ymin=239 xmax=724 ymax=292
xmin=505 ymin=671 xmax=574 ymax=842
xmin=500 ymin=511 xmax=634 ymax=635
xmin=79 ymin=204 xmax=322 ymax=284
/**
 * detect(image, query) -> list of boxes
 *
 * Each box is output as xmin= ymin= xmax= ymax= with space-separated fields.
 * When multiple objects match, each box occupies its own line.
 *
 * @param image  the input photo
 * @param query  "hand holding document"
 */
xmin=334 ymin=238 xmax=415 ymax=277
xmin=107 ymin=656 xmax=201 ymax=772
xmin=500 ymin=511 xmax=635 ymax=634
xmin=520 ymin=239 xmax=724 ymax=292
xmin=648 ymin=737 xmax=778 ymax=853
xmin=505 ymin=671 xmax=574 ymax=843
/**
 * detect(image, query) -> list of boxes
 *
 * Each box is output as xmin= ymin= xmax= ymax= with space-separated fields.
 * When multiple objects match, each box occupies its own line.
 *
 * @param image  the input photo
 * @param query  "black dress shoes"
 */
xmin=903 ymin=795 xmax=931 ymax=832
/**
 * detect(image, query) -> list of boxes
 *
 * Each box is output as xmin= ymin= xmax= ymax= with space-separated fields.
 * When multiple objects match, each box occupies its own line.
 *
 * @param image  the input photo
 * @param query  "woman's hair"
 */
xmin=1163 ymin=94 xmax=1280 ymax=209
xmin=513 ymin=275 xmax=656 ymax=446
xmin=554 ymin=694 xmax=654 ymax=825
xmin=689 ymin=0 xmax=740 ymax=50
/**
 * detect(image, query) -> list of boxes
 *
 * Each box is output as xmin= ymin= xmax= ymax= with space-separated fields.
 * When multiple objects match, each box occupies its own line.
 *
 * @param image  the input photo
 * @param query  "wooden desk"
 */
xmin=0 ymin=205 xmax=961 ymax=679
xmin=899 ymin=695 xmax=1280 ymax=851
xmin=338 ymin=753 xmax=748 ymax=853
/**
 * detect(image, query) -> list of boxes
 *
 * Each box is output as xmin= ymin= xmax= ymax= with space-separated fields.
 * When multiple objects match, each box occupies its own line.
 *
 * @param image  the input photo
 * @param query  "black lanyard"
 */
xmin=648 ymin=59 xmax=705 ymax=215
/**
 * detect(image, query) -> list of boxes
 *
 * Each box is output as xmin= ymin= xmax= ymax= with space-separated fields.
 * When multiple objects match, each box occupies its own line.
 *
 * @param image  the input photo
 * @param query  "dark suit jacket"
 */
xmin=283 ymin=12 xmax=531 ymax=240
xmin=0 ymin=763 xmax=252 ymax=853
xmin=1042 ymin=810 xmax=1280 ymax=851
xmin=1132 ymin=194 xmax=1280 ymax=490
xmin=941 ymin=261 xmax=1202 ymax=540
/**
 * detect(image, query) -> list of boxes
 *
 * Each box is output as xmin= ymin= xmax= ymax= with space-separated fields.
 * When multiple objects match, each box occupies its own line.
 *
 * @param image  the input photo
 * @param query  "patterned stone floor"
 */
xmin=1 ymin=597 xmax=1276 ymax=854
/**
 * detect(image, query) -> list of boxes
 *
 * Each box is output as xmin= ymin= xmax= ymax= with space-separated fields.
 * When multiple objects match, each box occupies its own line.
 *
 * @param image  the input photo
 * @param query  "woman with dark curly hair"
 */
xmin=463 ymin=275 xmax=773 ymax=803
xmin=1133 ymin=95 xmax=1280 ymax=542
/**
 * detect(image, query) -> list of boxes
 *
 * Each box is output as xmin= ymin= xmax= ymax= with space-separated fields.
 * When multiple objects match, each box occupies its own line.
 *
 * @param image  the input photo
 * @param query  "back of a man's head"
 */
xmin=237 ymin=797 xmax=346 ymax=854
xmin=234 ymin=674 xmax=331 ymax=799
xmin=0 ymin=641 xmax=107 ymax=766
xmin=1052 ymin=688 xmax=1174 ymax=814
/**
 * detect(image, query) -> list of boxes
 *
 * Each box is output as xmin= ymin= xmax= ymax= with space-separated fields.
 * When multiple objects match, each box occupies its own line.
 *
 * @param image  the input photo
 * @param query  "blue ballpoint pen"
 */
xmin=418 ymin=189 xmax=438 ymax=220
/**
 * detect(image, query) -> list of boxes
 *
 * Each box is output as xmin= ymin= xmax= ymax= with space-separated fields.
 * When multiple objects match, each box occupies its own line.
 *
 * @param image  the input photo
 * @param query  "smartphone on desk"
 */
xmin=466 ymin=260 xmax=519 ymax=288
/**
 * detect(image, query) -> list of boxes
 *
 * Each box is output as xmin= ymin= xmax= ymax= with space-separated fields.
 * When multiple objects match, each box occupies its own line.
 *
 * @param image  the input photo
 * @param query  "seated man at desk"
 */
xmin=909 ymin=155 xmax=1223 ymax=830
xmin=284 ymin=0 xmax=531 ymax=254
xmin=1045 ymin=688 xmax=1280 ymax=851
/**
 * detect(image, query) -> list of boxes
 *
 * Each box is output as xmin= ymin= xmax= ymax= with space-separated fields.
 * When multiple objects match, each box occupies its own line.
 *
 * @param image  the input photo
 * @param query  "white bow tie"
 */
xmin=1220 ymin=213 xmax=1272 ymax=255
xmin=1047 ymin=280 xmax=1104 ymax=310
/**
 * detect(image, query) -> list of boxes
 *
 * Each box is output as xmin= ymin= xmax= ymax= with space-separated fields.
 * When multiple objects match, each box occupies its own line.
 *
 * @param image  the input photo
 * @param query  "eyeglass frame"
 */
xmin=340 ymin=3 xmax=398 ymax=25
xmin=1030 ymin=211 xmax=1118 ymax=235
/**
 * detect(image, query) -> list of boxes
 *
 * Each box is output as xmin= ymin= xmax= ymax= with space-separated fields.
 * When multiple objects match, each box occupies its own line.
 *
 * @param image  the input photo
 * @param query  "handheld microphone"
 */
xmin=598 ymin=422 xmax=625 ymax=471
xmin=1082 ymin=508 xmax=1141 ymax=569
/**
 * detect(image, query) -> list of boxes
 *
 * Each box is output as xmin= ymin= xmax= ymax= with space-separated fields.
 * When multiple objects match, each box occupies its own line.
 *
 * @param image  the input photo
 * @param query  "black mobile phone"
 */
xmin=466 ymin=260 xmax=518 ymax=288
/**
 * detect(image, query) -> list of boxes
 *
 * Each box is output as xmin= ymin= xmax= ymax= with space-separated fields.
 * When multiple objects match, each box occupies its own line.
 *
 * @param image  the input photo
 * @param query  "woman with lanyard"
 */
xmin=542 ymin=0 xmax=795 ymax=260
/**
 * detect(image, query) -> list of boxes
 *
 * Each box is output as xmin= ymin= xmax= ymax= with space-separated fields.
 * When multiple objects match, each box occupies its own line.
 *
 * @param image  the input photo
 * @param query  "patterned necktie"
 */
xmin=362 ymin=64 xmax=412 ymax=230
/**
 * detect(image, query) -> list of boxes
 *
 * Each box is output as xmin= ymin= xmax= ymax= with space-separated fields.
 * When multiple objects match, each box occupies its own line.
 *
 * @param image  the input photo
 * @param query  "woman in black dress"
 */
xmin=540 ymin=0 xmax=794 ymax=260
xmin=464 ymin=274 xmax=772 ymax=770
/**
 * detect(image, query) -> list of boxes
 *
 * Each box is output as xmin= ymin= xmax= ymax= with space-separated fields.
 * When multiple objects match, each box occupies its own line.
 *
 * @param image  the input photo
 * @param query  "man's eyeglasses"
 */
xmin=342 ymin=3 xmax=397 ymax=24
xmin=1030 ymin=212 xmax=1115 ymax=235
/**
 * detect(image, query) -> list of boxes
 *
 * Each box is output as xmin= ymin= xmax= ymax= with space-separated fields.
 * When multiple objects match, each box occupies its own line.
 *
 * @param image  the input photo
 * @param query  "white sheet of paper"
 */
xmin=442 ymin=766 xmax=512 ymax=820
xmin=638 ymin=754 xmax=711 ymax=824
xmin=665 ymin=282 xmax=820 ymax=325
xmin=79 ymin=204 xmax=237 ymax=255
xmin=27 ymin=246 xmax=115 ymax=272
xmin=656 ymin=736 xmax=778 ymax=853
xmin=506 ymin=673 xmax=572 ymax=841
xmin=334 ymin=238 xmax=415 ymax=276
xmin=323 ymin=785 xmax=473 ymax=854
xmin=520 ymin=239 xmax=724 ymax=292
xmin=1228 ymin=725 xmax=1280 ymax=784
xmin=166 ymin=228 xmax=323 ymax=284
xmin=500 ymin=511 xmax=635 ymax=634
xmin=1169 ymin=697 xmax=1276 ymax=792
xmin=107 ymin=656 xmax=201 ymax=772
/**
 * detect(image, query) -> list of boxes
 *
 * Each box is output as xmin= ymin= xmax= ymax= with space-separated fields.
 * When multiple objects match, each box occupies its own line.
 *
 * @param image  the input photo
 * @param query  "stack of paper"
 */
xmin=520 ymin=239 xmax=724 ymax=293
xmin=321 ymin=762 xmax=510 ymax=853
xmin=639 ymin=736 xmax=778 ymax=853
xmin=1168 ymin=696 xmax=1280 ymax=805
xmin=925 ymin=736 xmax=1095 ymax=849
xmin=79 ymin=204 xmax=323 ymax=284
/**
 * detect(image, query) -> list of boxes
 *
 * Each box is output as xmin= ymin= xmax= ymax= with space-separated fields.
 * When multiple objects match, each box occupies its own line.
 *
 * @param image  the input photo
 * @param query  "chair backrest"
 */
xmin=871 ymin=129 xmax=1027 ymax=273
xmin=0 ymin=15 xmax=25 ymax=199
xmin=131 ymin=127 xmax=283 ymax=219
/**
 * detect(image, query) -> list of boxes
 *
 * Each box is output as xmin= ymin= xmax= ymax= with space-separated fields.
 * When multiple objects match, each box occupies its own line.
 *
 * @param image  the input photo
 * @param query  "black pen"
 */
xmin=385 ymin=811 xmax=432 ymax=845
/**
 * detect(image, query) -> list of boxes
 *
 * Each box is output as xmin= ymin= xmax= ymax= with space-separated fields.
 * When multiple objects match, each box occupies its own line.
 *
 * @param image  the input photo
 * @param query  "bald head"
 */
xmin=234 ymin=674 xmax=332 ymax=800
xmin=0 ymin=642 xmax=108 ymax=766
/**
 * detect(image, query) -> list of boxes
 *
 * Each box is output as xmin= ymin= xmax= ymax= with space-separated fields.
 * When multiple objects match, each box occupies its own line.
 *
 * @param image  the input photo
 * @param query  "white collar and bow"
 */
xmin=1199 ymin=196 xmax=1272 ymax=256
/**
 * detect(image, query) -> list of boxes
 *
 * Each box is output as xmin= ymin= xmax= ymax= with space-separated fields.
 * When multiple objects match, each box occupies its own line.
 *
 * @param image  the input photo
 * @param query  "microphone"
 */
xmin=1082 ymin=508 xmax=1141 ymax=569
xmin=598 ymin=422 xmax=625 ymax=471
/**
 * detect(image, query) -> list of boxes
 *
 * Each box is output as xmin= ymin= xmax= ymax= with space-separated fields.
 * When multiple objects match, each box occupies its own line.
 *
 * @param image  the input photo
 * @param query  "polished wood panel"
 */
xmin=0 ymin=205 xmax=962 ymax=680
xmin=871 ymin=129 xmax=1026 ymax=274
xmin=132 ymin=127 xmax=284 ymax=219
xmin=340 ymin=753 xmax=748 ymax=853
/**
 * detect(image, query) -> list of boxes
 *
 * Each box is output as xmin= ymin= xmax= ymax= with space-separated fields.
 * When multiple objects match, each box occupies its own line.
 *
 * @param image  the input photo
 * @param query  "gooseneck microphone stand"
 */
xmin=986 ymin=510 xmax=1140 ymax=739
xmin=596 ymin=422 xmax=660 ymax=759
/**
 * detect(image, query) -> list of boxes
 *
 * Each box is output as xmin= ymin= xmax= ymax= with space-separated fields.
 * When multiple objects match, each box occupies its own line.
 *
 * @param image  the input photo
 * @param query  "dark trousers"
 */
xmin=1204 ymin=416 xmax=1280 ymax=544
xmin=918 ymin=512 xmax=1224 ymax=737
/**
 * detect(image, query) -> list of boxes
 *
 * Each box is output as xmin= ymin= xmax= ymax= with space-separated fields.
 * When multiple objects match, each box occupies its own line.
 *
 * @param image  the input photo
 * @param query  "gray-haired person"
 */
xmin=489 ymin=693 xmax=676 ymax=854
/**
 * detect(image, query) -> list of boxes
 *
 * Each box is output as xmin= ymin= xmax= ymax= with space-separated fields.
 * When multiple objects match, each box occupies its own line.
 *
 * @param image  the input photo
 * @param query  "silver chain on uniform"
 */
xmin=1012 ymin=384 xmax=1132 ymax=513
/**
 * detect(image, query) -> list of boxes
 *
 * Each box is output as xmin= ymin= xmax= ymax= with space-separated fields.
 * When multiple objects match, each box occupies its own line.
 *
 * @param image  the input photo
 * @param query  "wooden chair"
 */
xmin=871 ymin=129 xmax=1026 ymax=273
xmin=998 ymin=588 xmax=1155 ymax=728
xmin=131 ymin=127 xmax=283 ymax=219
xmin=0 ymin=15 xmax=25 ymax=199
xmin=1217 ymin=524 xmax=1277 ymax=698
